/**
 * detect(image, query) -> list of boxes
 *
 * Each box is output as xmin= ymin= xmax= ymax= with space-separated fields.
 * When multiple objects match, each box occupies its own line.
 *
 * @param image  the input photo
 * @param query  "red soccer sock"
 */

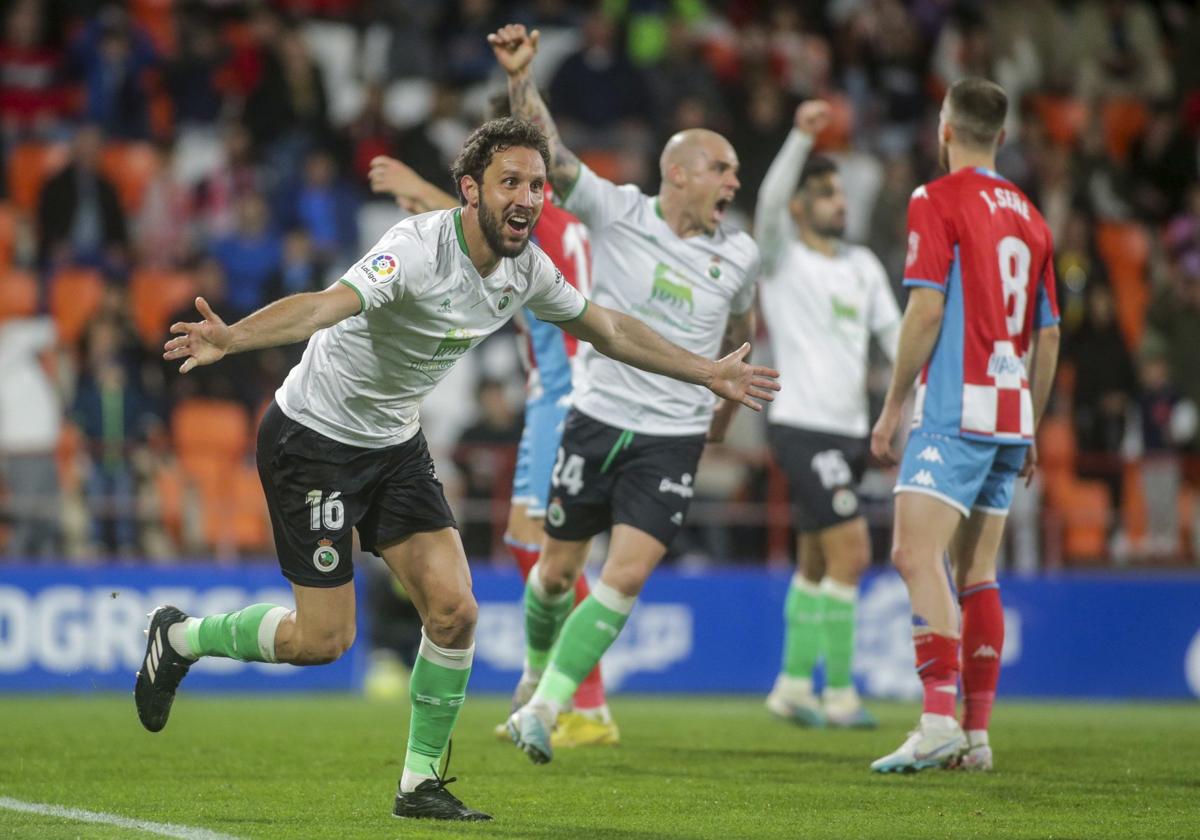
xmin=914 ymin=630 xmax=960 ymax=717
xmin=504 ymin=537 xmax=541 ymax=580
xmin=570 ymin=573 xmax=608 ymax=711
xmin=959 ymin=582 xmax=1003 ymax=733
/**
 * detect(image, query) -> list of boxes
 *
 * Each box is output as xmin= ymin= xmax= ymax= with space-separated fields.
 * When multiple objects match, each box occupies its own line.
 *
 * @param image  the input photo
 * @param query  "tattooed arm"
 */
xmin=488 ymin=24 xmax=581 ymax=195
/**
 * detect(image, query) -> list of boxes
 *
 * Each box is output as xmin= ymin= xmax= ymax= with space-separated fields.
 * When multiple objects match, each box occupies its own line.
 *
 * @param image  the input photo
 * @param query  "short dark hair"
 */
xmin=945 ymin=77 xmax=1008 ymax=149
xmin=798 ymin=155 xmax=838 ymax=190
xmin=450 ymin=118 xmax=551 ymax=204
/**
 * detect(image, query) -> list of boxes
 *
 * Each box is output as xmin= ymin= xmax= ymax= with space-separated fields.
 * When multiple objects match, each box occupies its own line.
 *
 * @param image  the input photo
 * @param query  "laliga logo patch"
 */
xmin=312 ymin=538 xmax=340 ymax=573
xmin=362 ymin=252 xmax=398 ymax=285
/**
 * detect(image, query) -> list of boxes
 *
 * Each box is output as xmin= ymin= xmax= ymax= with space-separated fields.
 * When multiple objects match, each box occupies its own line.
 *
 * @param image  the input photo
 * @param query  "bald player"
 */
xmin=490 ymin=24 xmax=762 ymax=765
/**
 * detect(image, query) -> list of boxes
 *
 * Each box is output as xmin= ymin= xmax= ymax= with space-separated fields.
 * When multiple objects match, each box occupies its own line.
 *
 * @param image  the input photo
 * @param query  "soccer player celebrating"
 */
xmin=142 ymin=117 xmax=779 ymax=821
xmin=756 ymin=100 xmax=900 ymax=730
xmin=869 ymin=78 xmax=1060 ymax=773
xmin=369 ymin=151 xmax=619 ymax=746
xmin=490 ymin=24 xmax=762 ymax=765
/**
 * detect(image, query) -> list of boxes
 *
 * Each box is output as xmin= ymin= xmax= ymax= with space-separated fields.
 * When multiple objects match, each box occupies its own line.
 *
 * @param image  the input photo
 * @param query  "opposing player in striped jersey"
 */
xmin=869 ymin=79 xmax=1060 ymax=773
xmin=144 ymin=118 xmax=778 ymax=822
xmin=369 ymin=153 xmax=618 ymax=747
xmin=756 ymin=101 xmax=900 ymax=730
xmin=491 ymin=23 xmax=764 ymax=765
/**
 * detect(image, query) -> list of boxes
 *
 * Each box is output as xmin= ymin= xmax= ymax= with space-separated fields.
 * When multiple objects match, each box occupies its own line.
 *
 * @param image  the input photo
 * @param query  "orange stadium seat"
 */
xmin=7 ymin=142 xmax=69 ymax=214
xmin=232 ymin=464 xmax=269 ymax=550
xmin=0 ymin=269 xmax=38 ymax=321
xmin=49 ymin=267 xmax=104 ymax=344
xmin=1095 ymin=222 xmax=1150 ymax=347
xmin=0 ymin=203 xmax=16 ymax=268
xmin=578 ymin=150 xmax=622 ymax=182
xmin=1061 ymin=480 xmax=1111 ymax=563
xmin=130 ymin=268 xmax=195 ymax=347
xmin=99 ymin=142 xmax=162 ymax=213
xmin=172 ymin=398 xmax=251 ymax=467
xmin=1101 ymin=97 xmax=1149 ymax=162
xmin=1032 ymin=95 xmax=1088 ymax=148
xmin=1037 ymin=416 xmax=1076 ymax=472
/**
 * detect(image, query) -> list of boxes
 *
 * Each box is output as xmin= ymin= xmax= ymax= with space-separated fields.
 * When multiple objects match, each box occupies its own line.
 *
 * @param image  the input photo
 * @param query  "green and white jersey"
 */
xmin=276 ymin=208 xmax=587 ymax=448
xmin=562 ymin=164 xmax=759 ymax=436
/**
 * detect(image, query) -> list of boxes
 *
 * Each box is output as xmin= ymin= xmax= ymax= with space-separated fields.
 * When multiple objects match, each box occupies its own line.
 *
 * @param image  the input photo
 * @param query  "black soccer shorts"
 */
xmin=256 ymin=401 xmax=457 ymax=587
xmin=542 ymin=409 xmax=705 ymax=549
xmin=769 ymin=424 xmax=868 ymax=534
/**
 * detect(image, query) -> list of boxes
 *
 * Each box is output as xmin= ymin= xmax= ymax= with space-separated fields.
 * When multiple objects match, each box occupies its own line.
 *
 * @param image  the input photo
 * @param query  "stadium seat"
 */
xmin=579 ymin=150 xmax=623 ymax=182
xmin=0 ymin=203 xmax=16 ymax=268
xmin=1037 ymin=416 xmax=1076 ymax=472
xmin=129 ymin=268 xmax=195 ymax=347
xmin=1101 ymin=97 xmax=1149 ymax=162
xmin=0 ymin=269 xmax=38 ymax=321
xmin=99 ymin=142 xmax=162 ymax=213
xmin=1095 ymin=222 xmax=1150 ymax=347
xmin=172 ymin=398 xmax=251 ymax=466
xmin=130 ymin=0 xmax=176 ymax=56
xmin=1031 ymin=95 xmax=1087 ymax=147
xmin=1061 ymin=480 xmax=1111 ymax=563
xmin=232 ymin=463 xmax=269 ymax=550
xmin=7 ymin=142 xmax=70 ymax=214
xmin=49 ymin=268 xmax=104 ymax=344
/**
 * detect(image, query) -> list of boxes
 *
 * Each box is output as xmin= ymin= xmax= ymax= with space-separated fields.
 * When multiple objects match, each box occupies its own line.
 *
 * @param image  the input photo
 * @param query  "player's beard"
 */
xmin=478 ymin=197 xmax=529 ymax=259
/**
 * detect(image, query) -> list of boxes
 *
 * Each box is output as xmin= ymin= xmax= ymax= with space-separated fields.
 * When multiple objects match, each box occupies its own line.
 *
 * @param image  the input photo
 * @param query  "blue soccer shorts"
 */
xmin=510 ymin=393 xmax=571 ymax=517
xmin=894 ymin=429 xmax=1029 ymax=517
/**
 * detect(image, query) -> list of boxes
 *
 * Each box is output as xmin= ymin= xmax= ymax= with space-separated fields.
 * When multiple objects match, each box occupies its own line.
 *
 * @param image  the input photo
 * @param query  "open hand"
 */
xmin=1019 ymin=441 xmax=1038 ymax=487
xmin=488 ymin=24 xmax=539 ymax=76
xmin=795 ymin=100 xmax=832 ymax=136
xmin=162 ymin=297 xmax=232 ymax=374
xmin=707 ymin=343 xmax=780 ymax=411
xmin=368 ymin=155 xmax=427 ymax=213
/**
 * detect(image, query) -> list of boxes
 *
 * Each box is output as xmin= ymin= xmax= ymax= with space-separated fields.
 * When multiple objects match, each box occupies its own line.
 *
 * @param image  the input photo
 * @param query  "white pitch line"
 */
xmin=0 ymin=796 xmax=242 ymax=840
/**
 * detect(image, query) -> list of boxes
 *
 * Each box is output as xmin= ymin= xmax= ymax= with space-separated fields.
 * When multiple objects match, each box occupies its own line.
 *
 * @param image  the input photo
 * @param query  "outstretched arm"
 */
xmin=869 ymin=287 xmax=945 ymax=464
xmin=756 ymin=101 xmax=830 ymax=270
xmin=162 ymin=283 xmax=362 ymax=373
xmin=489 ymin=24 xmax=581 ymax=196
xmin=368 ymin=155 xmax=457 ymax=214
xmin=558 ymin=303 xmax=779 ymax=411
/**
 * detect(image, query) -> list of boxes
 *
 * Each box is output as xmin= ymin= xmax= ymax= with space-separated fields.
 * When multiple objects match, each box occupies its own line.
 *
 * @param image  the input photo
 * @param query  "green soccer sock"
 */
xmin=402 ymin=630 xmax=473 ymax=791
xmin=820 ymin=578 xmax=858 ymax=689
xmin=781 ymin=576 xmax=823 ymax=680
xmin=523 ymin=564 xmax=575 ymax=675
xmin=533 ymin=581 xmax=634 ymax=712
xmin=178 ymin=604 xmax=291 ymax=663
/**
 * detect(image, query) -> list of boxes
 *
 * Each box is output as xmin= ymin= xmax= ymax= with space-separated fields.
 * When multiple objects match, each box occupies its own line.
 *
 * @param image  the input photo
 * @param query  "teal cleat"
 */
xmin=507 ymin=706 xmax=553 ymax=765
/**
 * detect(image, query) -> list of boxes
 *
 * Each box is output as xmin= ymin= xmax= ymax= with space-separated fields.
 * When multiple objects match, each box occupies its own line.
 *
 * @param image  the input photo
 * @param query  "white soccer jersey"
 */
xmin=562 ymin=164 xmax=759 ymax=436
xmin=756 ymin=128 xmax=901 ymax=438
xmin=276 ymin=208 xmax=586 ymax=448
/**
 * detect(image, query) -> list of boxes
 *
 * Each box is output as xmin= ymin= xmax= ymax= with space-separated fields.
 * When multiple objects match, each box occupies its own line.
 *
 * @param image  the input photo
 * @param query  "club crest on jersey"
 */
xmin=497 ymin=285 xmax=515 ymax=312
xmin=708 ymin=256 xmax=722 ymax=280
xmin=359 ymin=252 xmax=398 ymax=285
xmin=312 ymin=539 xmax=340 ymax=573
xmin=547 ymin=497 xmax=566 ymax=527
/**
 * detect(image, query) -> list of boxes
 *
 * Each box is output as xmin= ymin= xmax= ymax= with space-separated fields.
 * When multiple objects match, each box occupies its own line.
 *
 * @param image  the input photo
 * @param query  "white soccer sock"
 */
xmin=167 ymin=618 xmax=201 ymax=660
xmin=967 ymin=729 xmax=989 ymax=747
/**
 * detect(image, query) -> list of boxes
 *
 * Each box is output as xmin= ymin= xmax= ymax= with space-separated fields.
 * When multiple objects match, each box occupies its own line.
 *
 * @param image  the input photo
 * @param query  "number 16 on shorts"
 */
xmin=306 ymin=490 xmax=345 ymax=530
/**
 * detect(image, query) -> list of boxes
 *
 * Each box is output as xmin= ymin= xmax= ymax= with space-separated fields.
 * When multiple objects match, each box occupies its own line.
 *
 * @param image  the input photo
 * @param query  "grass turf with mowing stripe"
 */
xmin=1 ymin=696 xmax=1195 ymax=839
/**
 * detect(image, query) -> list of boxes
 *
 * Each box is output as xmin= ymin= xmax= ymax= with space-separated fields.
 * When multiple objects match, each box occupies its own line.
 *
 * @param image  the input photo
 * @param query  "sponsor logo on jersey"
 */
xmin=649 ymin=263 xmax=695 ymax=314
xmin=658 ymin=473 xmax=694 ymax=498
xmin=312 ymin=539 xmax=339 ymax=573
xmin=910 ymin=469 xmax=936 ymax=488
xmin=410 ymin=328 xmax=479 ymax=374
xmin=360 ymin=252 xmax=398 ymax=285
xmin=986 ymin=342 xmax=1025 ymax=386
xmin=917 ymin=446 xmax=944 ymax=464
xmin=831 ymin=296 xmax=859 ymax=322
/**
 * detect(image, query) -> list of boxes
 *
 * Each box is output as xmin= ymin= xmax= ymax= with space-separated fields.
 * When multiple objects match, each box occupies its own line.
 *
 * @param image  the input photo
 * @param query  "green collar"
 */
xmin=654 ymin=197 xmax=665 ymax=219
xmin=453 ymin=208 xmax=469 ymax=257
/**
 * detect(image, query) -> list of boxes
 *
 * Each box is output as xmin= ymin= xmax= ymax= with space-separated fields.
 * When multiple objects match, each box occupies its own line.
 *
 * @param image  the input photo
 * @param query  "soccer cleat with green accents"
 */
xmin=507 ymin=705 xmax=553 ymax=764
xmin=765 ymin=686 xmax=825 ymax=728
xmin=134 ymin=606 xmax=194 ymax=733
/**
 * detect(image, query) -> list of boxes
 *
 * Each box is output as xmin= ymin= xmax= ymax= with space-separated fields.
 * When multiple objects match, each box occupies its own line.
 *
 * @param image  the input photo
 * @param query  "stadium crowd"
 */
xmin=0 ymin=0 xmax=1197 ymax=567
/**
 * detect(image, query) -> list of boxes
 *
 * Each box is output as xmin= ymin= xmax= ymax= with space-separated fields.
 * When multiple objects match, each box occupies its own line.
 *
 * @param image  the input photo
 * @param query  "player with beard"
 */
xmin=756 ymin=101 xmax=900 ymax=730
xmin=489 ymin=24 xmax=763 ymax=765
xmin=869 ymin=78 xmax=1060 ymax=773
xmin=136 ymin=118 xmax=779 ymax=821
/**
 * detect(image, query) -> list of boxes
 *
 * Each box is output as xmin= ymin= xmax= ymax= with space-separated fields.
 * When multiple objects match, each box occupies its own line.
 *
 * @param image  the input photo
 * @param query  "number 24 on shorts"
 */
xmin=552 ymin=448 xmax=586 ymax=495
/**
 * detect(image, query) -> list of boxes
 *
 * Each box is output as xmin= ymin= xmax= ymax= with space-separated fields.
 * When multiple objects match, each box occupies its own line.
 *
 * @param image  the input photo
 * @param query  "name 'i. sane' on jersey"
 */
xmin=903 ymin=168 xmax=1059 ymax=442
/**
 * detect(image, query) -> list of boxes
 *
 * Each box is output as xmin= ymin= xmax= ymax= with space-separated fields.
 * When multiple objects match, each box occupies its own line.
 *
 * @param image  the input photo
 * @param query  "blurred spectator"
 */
xmin=1129 ymin=102 xmax=1199 ymax=223
xmin=73 ymin=318 xmax=160 ymax=555
xmin=1055 ymin=210 xmax=1109 ymax=336
xmin=548 ymin=9 xmax=652 ymax=133
xmin=434 ymin=0 xmax=504 ymax=87
xmin=36 ymin=123 xmax=129 ymax=274
xmin=453 ymin=378 xmax=521 ymax=559
xmin=165 ymin=7 xmax=229 ymax=127
xmin=268 ymin=228 xmax=326 ymax=300
xmin=193 ymin=123 xmax=263 ymax=241
xmin=729 ymin=74 xmax=790 ymax=215
xmin=0 ymin=316 xmax=61 ymax=558
xmin=69 ymin=5 xmax=158 ymax=140
xmin=1068 ymin=283 xmax=1137 ymax=520
xmin=391 ymin=82 xmax=471 ymax=188
xmin=280 ymin=148 xmax=360 ymax=264
xmin=648 ymin=16 xmax=728 ymax=137
xmin=1074 ymin=0 xmax=1172 ymax=103
xmin=210 ymin=194 xmax=282 ymax=316
xmin=0 ymin=0 xmax=66 ymax=140
xmin=347 ymin=83 xmax=401 ymax=183
xmin=1144 ymin=254 xmax=1200 ymax=454
xmin=1134 ymin=350 xmax=1186 ymax=556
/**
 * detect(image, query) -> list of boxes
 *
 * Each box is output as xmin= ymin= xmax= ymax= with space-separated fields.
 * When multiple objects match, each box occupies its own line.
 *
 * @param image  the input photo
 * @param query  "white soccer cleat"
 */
xmin=950 ymin=743 xmax=994 ymax=771
xmin=507 ymin=704 xmax=554 ymax=765
xmin=823 ymin=686 xmax=878 ymax=730
xmin=766 ymin=681 xmax=825 ymax=728
xmin=870 ymin=714 xmax=966 ymax=773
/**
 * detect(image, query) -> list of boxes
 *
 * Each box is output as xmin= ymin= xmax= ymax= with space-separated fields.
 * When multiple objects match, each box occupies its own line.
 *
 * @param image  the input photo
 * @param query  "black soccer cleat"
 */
xmin=392 ymin=777 xmax=492 ymax=822
xmin=134 ymin=605 xmax=194 ymax=733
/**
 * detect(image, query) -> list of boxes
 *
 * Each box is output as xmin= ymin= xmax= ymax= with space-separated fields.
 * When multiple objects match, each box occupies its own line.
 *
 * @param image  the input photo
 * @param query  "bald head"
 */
xmin=659 ymin=128 xmax=733 ymax=179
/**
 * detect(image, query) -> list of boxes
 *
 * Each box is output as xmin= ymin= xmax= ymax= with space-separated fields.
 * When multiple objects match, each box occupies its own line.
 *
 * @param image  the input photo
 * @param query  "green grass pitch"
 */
xmin=0 ymin=695 xmax=1195 ymax=839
